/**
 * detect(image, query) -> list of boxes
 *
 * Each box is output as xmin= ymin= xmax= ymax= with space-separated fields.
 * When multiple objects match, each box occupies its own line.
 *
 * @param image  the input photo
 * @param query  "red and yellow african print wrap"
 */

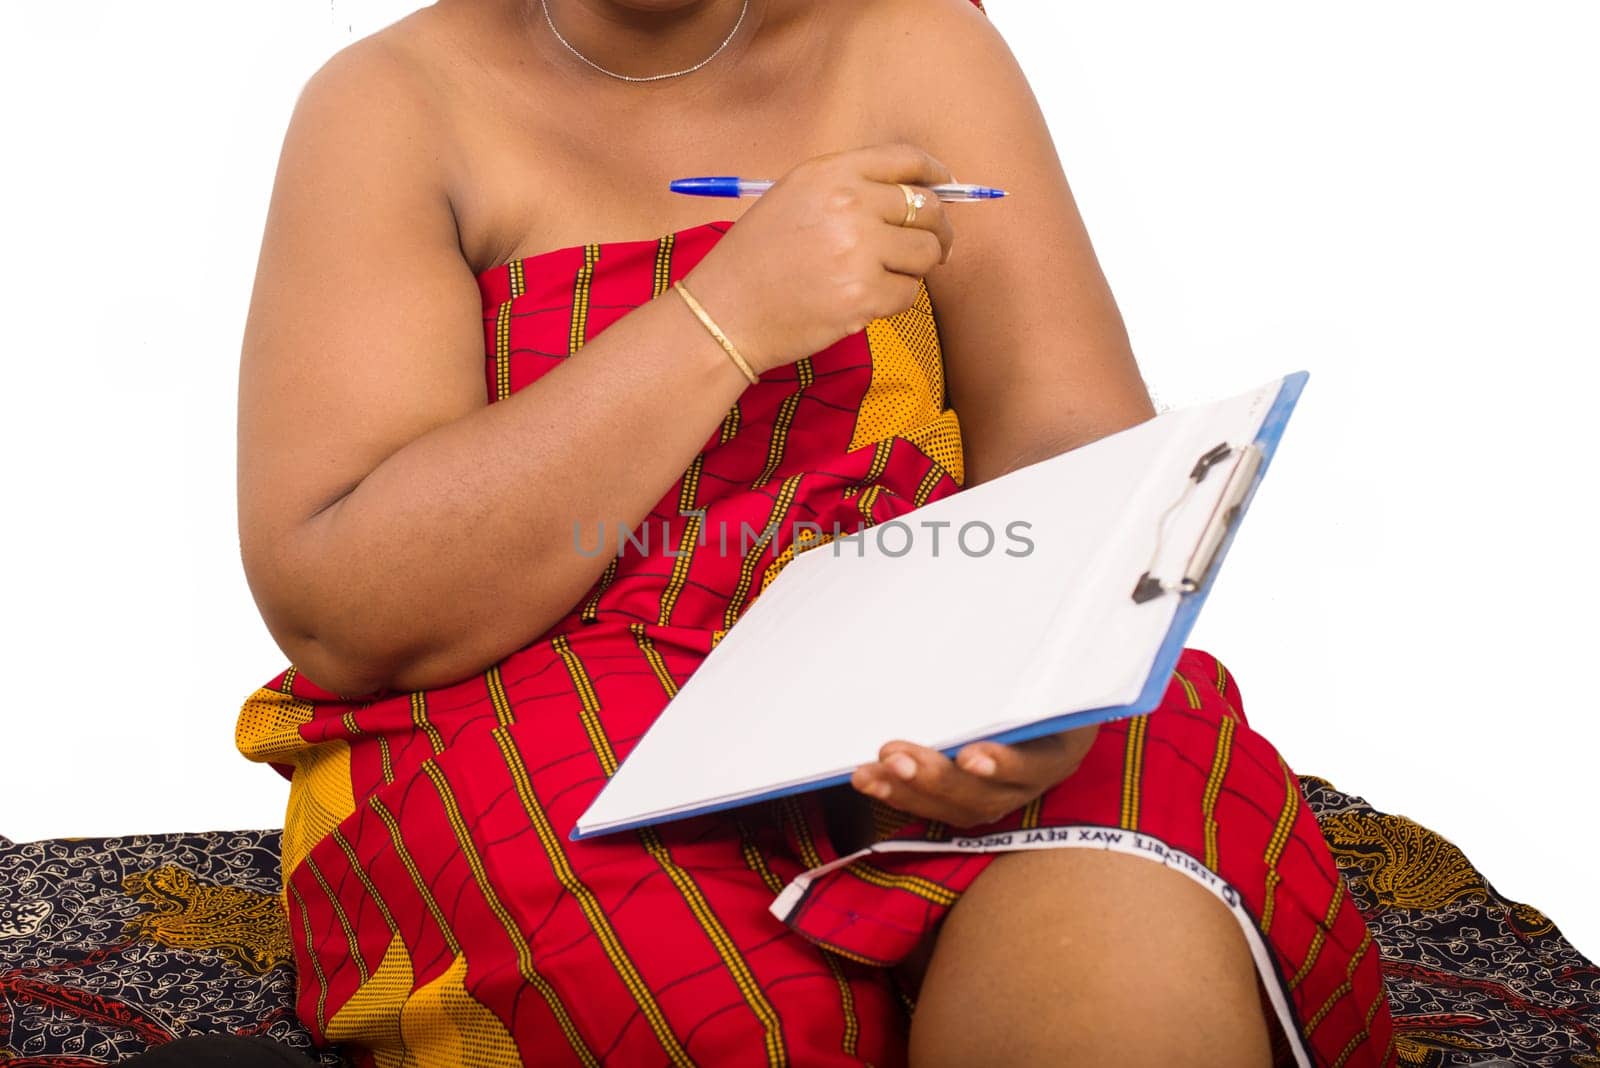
xmin=236 ymin=213 xmax=1393 ymax=1067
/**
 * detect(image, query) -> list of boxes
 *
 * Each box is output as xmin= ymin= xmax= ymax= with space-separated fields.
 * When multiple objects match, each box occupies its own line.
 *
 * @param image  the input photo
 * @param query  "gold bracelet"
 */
xmin=672 ymin=279 xmax=760 ymax=385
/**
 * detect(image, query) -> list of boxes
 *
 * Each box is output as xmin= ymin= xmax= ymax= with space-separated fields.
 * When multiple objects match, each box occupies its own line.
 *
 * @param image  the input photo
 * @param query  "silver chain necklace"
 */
xmin=539 ymin=0 xmax=750 ymax=83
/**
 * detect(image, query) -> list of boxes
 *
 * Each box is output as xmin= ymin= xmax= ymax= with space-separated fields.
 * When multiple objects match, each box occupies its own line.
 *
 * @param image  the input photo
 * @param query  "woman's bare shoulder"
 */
xmin=269 ymin=9 xmax=484 ymax=246
xmin=834 ymin=0 xmax=998 ymax=52
xmin=825 ymin=0 xmax=1013 ymax=141
xmin=290 ymin=12 xmax=452 ymax=131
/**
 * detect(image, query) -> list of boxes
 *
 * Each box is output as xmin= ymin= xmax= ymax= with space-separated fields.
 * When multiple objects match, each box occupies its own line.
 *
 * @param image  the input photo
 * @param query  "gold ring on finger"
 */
xmin=897 ymin=183 xmax=927 ymax=226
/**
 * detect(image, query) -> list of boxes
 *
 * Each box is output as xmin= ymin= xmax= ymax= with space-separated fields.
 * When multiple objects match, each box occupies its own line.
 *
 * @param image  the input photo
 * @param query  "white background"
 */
xmin=2 ymin=1 xmax=1595 ymax=955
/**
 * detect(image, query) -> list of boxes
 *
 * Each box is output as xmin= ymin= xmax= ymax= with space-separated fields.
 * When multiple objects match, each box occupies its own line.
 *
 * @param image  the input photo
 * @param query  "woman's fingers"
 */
xmin=851 ymin=741 xmax=1030 ymax=828
xmin=880 ymin=217 xmax=949 ymax=276
xmin=849 ymin=768 xmax=1023 ymax=828
xmin=954 ymin=739 xmax=1030 ymax=782
xmin=955 ymin=724 xmax=1100 ymax=788
xmin=874 ymin=181 xmax=954 ymax=268
xmin=838 ymin=141 xmax=957 ymax=267
xmin=850 ymin=141 xmax=955 ymax=190
xmin=849 ymin=727 xmax=1103 ymax=828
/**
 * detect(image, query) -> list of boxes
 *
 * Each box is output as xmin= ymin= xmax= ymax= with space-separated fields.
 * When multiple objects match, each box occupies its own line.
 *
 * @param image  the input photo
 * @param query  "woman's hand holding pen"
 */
xmin=850 ymin=726 xmax=1101 ymax=829
xmin=679 ymin=142 xmax=958 ymax=376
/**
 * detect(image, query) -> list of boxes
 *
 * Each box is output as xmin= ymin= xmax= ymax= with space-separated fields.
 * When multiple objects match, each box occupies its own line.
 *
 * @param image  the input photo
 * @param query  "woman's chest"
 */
xmin=434 ymin=51 xmax=907 ymax=275
xmin=453 ymin=121 xmax=889 ymax=275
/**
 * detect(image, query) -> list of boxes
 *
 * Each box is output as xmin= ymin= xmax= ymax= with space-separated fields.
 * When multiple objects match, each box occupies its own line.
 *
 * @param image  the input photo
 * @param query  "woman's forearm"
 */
xmin=262 ymin=284 xmax=750 ymax=698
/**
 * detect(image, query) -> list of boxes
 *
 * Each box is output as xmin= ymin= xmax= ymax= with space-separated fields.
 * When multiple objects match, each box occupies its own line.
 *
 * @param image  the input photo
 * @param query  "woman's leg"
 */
xmin=907 ymin=841 xmax=1273 ymax=1067
xmin=778 ymin=650 xmax=1394 ymax=1066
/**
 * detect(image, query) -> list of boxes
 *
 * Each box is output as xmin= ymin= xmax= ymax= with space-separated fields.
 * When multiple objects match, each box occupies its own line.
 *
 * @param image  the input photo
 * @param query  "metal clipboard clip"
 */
xmin=1131 ymin=440 xmax=1265 ymax=604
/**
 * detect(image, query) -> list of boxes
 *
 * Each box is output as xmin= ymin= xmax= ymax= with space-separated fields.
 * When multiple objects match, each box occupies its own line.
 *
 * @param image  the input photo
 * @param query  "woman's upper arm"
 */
xmin=894 ymin=0 xmax=1156 ymax=485
xmin=237 ymin=40 xmax=484 ymax=609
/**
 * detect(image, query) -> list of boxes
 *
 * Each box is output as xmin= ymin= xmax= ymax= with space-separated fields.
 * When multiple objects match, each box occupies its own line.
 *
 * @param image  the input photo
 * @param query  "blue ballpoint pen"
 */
xmin=670 ymin=176 xmax=1006 ymax=200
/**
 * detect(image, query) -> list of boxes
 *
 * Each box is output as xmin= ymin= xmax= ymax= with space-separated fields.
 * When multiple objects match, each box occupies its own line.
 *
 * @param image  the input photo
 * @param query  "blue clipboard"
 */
xmin=572 ymin=371 xmax=1309 ymax=840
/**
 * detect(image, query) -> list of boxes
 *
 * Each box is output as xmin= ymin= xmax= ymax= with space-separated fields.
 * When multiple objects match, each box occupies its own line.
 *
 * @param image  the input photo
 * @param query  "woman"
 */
xmin=233 ymin=0 xmax=1393 ymax=1064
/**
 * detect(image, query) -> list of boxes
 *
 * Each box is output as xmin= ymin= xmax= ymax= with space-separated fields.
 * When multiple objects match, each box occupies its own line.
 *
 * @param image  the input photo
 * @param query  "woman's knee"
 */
xmin=908 ymin=847 xmax=1272 ymax=1067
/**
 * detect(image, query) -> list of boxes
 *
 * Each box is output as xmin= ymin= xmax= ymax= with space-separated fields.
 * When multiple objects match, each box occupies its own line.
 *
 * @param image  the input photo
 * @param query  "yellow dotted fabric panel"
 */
xmin=281 ymin=741 xmax=356 ymax=885
xmin=854 ymin=281 xmax=965 ymax=485
xmin=235 ymin=686 xmax=315 ymax=765
xmin=400 ymin=952 xmax=524 ymax=1065
xmin=326 ymin=934 xmax=414 ymax=1066
xmin=237 ymin=686 xmax=356 ymax=882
